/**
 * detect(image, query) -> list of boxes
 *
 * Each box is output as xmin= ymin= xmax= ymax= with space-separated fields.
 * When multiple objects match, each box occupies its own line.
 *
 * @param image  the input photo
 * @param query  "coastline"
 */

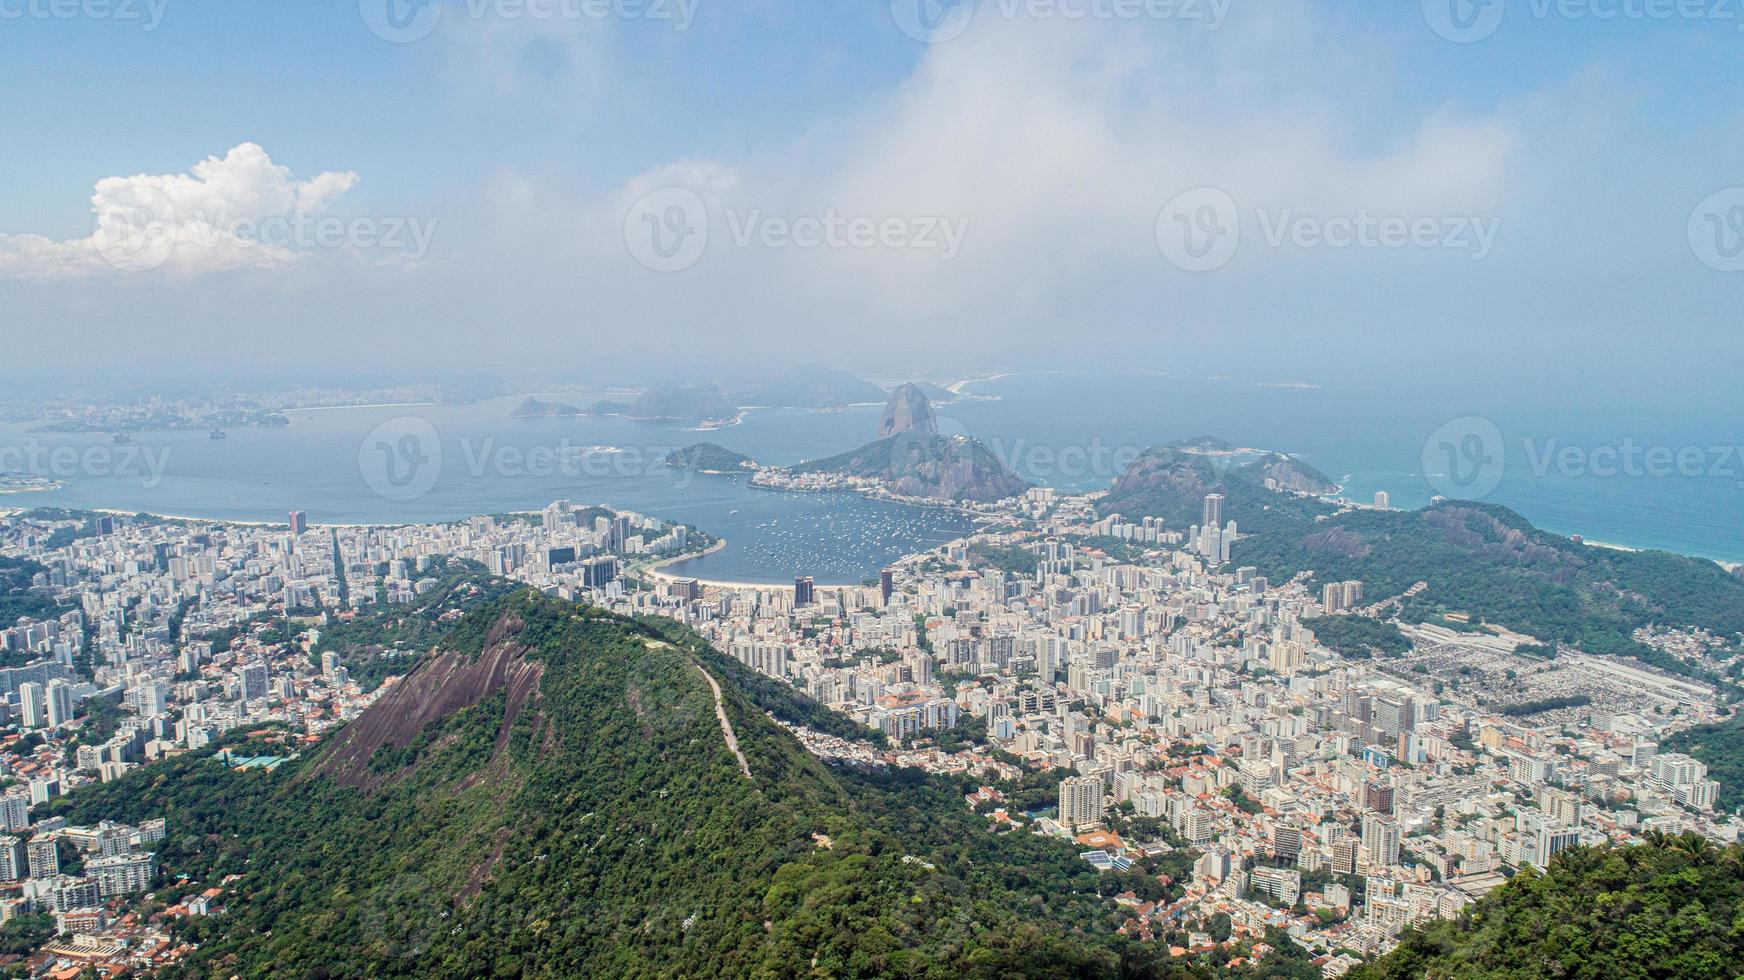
xmin=289 ymin=401 xmax=440 ymax=413
xmin=88 ymin=507 xmax=373 ymax=529
xmin=638 ymin=539 xmax=785 ymax=590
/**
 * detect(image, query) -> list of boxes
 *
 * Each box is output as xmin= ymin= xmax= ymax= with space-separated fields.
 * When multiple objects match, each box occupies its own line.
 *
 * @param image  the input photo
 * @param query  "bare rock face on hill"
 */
xmin=311 ymin=613 xmax=543 ymax=791
xmin=876 ymin=384 xmax=939 ymax=439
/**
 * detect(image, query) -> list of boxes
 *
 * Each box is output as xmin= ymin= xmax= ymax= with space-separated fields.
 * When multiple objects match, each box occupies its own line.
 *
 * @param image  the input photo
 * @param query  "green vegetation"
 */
xmin=51 ymin=589 xmax=1225 ymax=977
xmin=307 ymin=558 xmax=521 ymax=690
xmin=1222 ymin=784 xmax=1261 ymax=815
xmin=663 ymin=442 xmax=757 ymax=473
xmin=0 ymin=555 xmax=66 ymax=629
xmin=1100 ymin=440 xmax=1337 ymax=533
xmin=1665 ymin=711 xmax=1744 ymax=811
xmin=1353 ymin=833 xmax=1744 ymax=980
xmin=632 ymin=613 xmax=887 ymax=747
xmin=1101 ymin=450 xmax=1744 ymax=685
xmin=1306 ymin=615 xmax=1409 ymax=659
xmin=1237 ymin=503 xmax=1744 ymax=682
xmin=967 ymin=541 xmax=1040 ymax=576
xmin=0 ymin=913 xmax=54 ymax=956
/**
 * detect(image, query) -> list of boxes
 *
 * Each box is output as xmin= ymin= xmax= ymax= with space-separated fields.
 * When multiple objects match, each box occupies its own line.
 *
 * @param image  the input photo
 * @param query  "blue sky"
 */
xmin=3 ymin=0 xmax=1743 ymax=386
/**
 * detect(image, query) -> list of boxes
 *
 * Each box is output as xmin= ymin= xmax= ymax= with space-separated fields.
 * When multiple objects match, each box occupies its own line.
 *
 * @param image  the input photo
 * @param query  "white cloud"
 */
xmin=0 ymin=143 xmax=359 ymax=280
xmin=566 ymin=6 xmax=1519 ymax=337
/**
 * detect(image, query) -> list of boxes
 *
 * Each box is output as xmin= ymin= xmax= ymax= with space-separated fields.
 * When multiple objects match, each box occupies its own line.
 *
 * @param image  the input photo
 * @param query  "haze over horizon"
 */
xmin=4 ymin=1 xmax=1743 ymax=391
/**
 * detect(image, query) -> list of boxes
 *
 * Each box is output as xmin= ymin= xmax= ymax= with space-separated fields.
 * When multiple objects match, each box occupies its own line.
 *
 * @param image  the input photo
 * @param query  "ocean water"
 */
xmin=936 ymin=372 xmax=1743 ymax=564
xmin=2 ymin=374 xmax=1738 ymax=581
xmin=0 ymin=396 xmax=974 ymax=585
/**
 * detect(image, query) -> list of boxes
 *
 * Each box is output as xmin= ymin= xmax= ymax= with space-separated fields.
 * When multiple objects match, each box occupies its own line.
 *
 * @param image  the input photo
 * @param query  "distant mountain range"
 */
xmin=734 ymin=363 xmax=888 ymax=409
xmin=508 ymin=368 xmax=973 ymax=427
xmin=557 ymin=365 xmax=891 ymax=426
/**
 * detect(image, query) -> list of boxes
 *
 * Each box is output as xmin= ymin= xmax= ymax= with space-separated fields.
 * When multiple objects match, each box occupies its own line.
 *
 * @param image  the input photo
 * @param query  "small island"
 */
xmin=510 ymin=396 xmax=584 ymax=418
xmin=663 ymin=443 xmax=759 ymax=474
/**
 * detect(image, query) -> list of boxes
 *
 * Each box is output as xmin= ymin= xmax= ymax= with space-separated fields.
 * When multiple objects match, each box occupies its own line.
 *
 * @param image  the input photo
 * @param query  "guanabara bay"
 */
xmin=10 ymin=2 xmax=1744 ymax=977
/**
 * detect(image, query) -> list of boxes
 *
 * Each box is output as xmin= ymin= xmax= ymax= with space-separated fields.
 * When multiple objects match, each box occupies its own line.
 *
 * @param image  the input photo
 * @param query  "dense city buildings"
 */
xmin=1 ymin=485 xmax=1738 ymax=970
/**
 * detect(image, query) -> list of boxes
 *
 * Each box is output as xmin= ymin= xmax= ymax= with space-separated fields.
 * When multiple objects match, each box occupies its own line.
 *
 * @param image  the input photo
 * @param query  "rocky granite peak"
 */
xmin=876 ymin=384 xmax=939 ymax=439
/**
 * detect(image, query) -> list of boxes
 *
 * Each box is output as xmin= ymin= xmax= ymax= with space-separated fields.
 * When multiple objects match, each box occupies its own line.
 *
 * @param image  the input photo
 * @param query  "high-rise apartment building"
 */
xmin=1058 ymin=775 xmax=1105 ymax=831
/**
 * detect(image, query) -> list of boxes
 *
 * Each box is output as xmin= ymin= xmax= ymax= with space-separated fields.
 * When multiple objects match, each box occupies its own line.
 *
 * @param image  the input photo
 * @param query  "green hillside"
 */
xmin=1352 ymin=834 xmax=1744 ymax=980
xmin=1100 ymin=440 xmax=1338 ymax=535
xmin=0 ymin=555 xmax=64 ymax=629
xmin=663 ymin=441 xmax=758 ymax=473
xmin=1098 ymin=440 xmax=1744 ymax=686
xmin=49 ymin=591 xmax=1188 ymax=978
xmin=1664 ymin=712 xmax=1744 ymax=812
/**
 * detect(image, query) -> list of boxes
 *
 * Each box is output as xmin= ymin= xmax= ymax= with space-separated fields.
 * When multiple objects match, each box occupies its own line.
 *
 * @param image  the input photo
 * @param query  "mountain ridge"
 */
xmin=47 ymin=591 xmax=1164 ymax=978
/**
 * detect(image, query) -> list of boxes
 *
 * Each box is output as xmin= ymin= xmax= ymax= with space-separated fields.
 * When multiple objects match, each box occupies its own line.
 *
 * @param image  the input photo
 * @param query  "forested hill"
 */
xmin=47 ymin=592 xmax=1203 ymax=978
xmin=1099 ymin=440 xmax=1744 ymax=683
xmin=1100 ymin=439 xmax=1338 ymax=532
xmin=1351 ymin=834 xmax=1744 ymax=979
